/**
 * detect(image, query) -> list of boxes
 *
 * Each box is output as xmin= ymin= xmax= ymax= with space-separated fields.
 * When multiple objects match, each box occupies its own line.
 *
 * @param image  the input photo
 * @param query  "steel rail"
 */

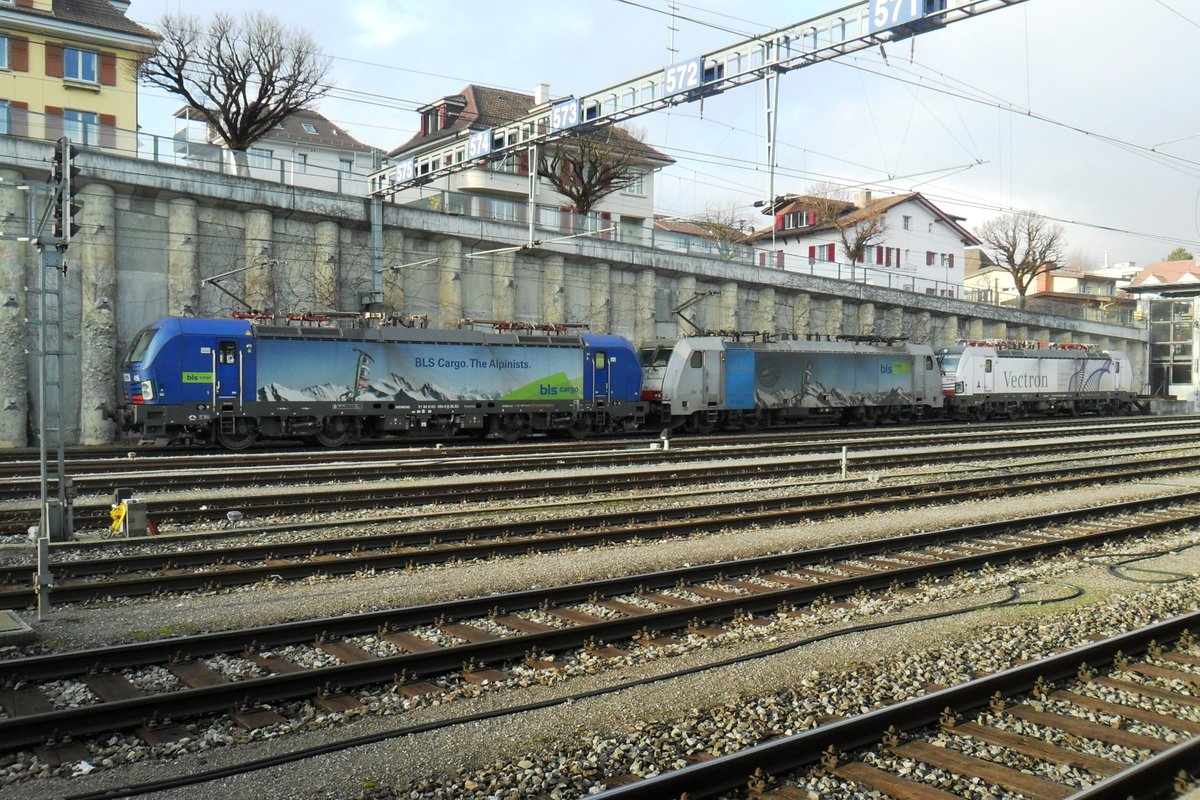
xmin=3 ymin=437 xmax=1196 ymax=537
xmin=0 ymin=456 xmax=1196 ymax=607
xmin=592 ymin=609 xmax=1200 ymax=799
xmin=0 ymin=500 xmax=1195 ymax=751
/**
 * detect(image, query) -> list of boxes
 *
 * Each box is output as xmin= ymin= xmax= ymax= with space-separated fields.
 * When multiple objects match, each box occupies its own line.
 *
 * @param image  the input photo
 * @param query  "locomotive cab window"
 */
xmin=125 ymin=328 xmax=156 ymax=363
xmin=925 ymin=356 xmax=934 ymax=370
xmin=219 ymin=341 xmax=238 ymax=365
xmin=985 ymin=359 xmax=993 ymax=373
xmin=689 ymin=351 xmax=703 ymax=369
xmin=593 ymin=352 xmax=607 ymax=370
xmin=1115 ymin=362 xmax=1120 ymax=373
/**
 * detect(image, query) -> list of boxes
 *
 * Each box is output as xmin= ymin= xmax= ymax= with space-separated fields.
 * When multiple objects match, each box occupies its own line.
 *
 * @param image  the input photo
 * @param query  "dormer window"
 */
xmin=301 ymin=122 xmax=317 ymax=134
xmin=422 ymin=106 xmax=445 ymax=135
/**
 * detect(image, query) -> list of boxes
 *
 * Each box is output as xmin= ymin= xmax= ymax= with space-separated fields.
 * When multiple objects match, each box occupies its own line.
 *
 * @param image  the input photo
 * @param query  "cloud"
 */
xmin=351 ymin=0 xmax=427 ymax=47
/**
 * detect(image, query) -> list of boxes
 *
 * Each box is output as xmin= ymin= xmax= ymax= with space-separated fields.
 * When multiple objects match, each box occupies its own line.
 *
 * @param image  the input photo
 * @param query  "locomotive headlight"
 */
xmin=140 ymin=380 xmax=155 ymax=401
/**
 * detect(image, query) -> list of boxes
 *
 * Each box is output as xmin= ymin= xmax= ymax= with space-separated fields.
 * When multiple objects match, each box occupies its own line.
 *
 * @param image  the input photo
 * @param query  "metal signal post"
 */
xmin=31 ymin=136 xmax=81 ymax=619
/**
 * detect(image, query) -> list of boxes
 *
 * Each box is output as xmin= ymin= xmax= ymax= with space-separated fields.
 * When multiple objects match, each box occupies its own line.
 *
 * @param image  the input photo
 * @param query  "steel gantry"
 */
xmin=368 ymin=0 xmax=1030 ymax=198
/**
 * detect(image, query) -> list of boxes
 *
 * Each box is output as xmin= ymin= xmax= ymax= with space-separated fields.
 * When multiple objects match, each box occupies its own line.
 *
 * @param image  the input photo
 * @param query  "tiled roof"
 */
xmin=1129 ymin=259 xmax=1200 ymax=287
xmin=654 ymin=216 xmax=747 ymax=241
xmin=49 ymin=0 xmax=158 ymax=40
xmin=389 ymin=84 xmax=673 ymax=164
xmin=747 ymin=191 xmax=979 ymax=245
xmin=175 ymin=106 xmax=378 ymax=154
xmin=263 ymin=108 xmax=377 ymax=154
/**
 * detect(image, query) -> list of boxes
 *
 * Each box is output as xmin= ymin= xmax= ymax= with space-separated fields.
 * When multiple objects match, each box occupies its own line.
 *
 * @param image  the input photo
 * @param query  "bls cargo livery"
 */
xmin=119 ymin=317 xmax=645 ymax=449
xmin=116 ymin=316 xmax=1145 ymax=449
xmin=937 ymin=341 xmax=1138 ymax=419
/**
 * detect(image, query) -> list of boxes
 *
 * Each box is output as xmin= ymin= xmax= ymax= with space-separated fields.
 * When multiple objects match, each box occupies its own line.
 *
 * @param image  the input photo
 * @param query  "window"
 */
xmin=62 ymin=109 xmax=98 ymax=145
xmin=902 ymin=215 xmax=911 ymax=230
xmin=339 ymin=157 xmax=353 ymax=175
xmin=622 ymin=171 xmax=645 ymax=196
xmin=218 ymin=342 xmax=237 ymax=365
xmin=295 ymin=153 xmax=307 ymax=174
xmin=0 ymin=101 xmax=8 ymax=136
xmin=593 ymin=352 xmax=607 ymax=370
xmin=301 ymin=122 xmax=317 ymax=134
xmin=0 ymin=36 xmax=8 ymax=71
xmin=689 ymin=351 xmax=703 ymax=369
xmin=64 ymin=47 xmax=98 ymax=83
xmin=985 ymin=359 xmax=993 ymax=374
xmin=248 ymin=148 xmax=273 ymax=169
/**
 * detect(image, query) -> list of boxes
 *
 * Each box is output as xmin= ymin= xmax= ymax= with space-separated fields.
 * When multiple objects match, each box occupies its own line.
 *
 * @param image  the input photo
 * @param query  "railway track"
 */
xmin=0 ymin=491 xmax=1196 ymax=760
xmin=0 ymin=418 xmax=1183 ymax=504
xmin=595 ymin=610 xmax=1200 ymax=800
xmin=3 ymin=454 xmax=1199 ymax=607
xmin=0 ymin=414 xmax=1169 ymax=471
xmin=4 ymin=434 xmax=1199 ymax=537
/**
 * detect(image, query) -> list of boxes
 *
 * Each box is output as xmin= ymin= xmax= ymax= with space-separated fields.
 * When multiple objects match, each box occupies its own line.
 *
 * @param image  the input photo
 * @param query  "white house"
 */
xmin=381 ymin=84 xmax=674 ymax=246
xmin=174 ymin=107 xmax=380 ymax=195
xmin=746 ymin=191 xmax=979 ymax=297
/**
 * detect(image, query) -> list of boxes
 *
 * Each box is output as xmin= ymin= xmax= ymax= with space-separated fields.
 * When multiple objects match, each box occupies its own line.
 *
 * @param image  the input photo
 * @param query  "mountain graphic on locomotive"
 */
xmin=114 ymin=316 xmax=1141 ymax=450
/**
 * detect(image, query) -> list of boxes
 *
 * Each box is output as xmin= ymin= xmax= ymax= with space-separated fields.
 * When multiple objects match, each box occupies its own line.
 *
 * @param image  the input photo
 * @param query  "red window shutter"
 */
xmin=517 ymin=151 xmax=528 ymax=176
xmin=775 ymin=250 xmax=784 ymax=269
xmin=45 ymin=43 xmax=63 ymax=78
xmin=807 ymin=211 xmax=816 ymax=226
xmin=948 ymin=253 xmax=955 ymax=269
xmin=15 ymin=0 xmax=33 ymax=7
xmin=10 ymin=37 xmax=28 ymax=72
xmin=45 ymin=106 xmax=63 ymax=139
xmin=885 ymin=248 xmax=892 ymax=267
xmin=774 ymin=214 xmax=784 ymax=231
xmin=759 ymin=252 xmax=766 ymax=267
xmin=100 ymin=52 xmax=117 ymax=86
xmin=10 ymin=101 xmax=27 ymax=136
xmin=875 ymin=245 xmax=883 ymax=265
xmin=826 ymin=244 xmax=836 ymax=262
xmin=926 ymin=250 xmax=934 ymax=266
xmin=807 ymin=245 xmax=816 ymax=260
xmin=100 ymin=113 xmax=117 ymax=148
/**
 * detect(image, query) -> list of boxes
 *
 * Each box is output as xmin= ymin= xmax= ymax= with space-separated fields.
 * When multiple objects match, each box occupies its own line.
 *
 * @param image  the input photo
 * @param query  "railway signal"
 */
xmin=49 ymin=136 xmax=81 ymax=243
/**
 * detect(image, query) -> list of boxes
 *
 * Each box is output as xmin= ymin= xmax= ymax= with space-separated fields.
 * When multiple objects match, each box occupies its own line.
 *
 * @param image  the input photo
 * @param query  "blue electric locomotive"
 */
xmin=118 ymin=316 xmax=646 ymax=449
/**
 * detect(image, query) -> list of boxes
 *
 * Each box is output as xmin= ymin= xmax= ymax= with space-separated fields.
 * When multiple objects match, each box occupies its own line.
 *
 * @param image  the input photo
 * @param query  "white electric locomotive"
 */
xmin=641 ymin=335 xmax=943 ymax=431
xmin=936 ymin=340 xmax=1139 ymax=420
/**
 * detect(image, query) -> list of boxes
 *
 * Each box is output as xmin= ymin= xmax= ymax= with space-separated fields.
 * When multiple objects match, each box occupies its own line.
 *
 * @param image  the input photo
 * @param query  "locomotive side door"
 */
xmin=981 ymin=357 xmax=994 ymax=394
xmin=215 ymin=340 xmax=242 ymax=404
xmin=591 ymin=350 xmax=610 ymax=403
xmin=701 ymin=347 xmax=722 ymax=408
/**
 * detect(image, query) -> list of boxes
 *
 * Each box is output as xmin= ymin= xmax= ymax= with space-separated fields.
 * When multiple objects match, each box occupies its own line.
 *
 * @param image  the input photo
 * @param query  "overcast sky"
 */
xmin=129 ymin=0 xmax=1200 ymax=269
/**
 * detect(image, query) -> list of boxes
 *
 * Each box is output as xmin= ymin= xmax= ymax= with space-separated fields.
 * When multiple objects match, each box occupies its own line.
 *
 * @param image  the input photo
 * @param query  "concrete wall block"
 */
xmin=78 ymin=183 xmax=117 ymax=444
xmin=243 ymin=209 xmax=274 ymax=312
xmin=0 ymin=169 xmax=26 ymax=447
xmin=436 ymin=237 xmax=463 ymax=325
xmin=492 ymin=251 xmax=516 ymax=322
xmin=825 ymin=298 xmax=843 ymax=338
xmin=313 ymin=220 xmax=340 ymax=310
xmin=858 ymin=303 xmax=876 ymax=337
xmin=542 ymin=255 xmax=566 ymax=324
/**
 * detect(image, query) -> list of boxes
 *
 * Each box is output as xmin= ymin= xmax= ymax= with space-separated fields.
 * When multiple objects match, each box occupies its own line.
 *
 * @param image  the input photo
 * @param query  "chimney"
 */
xmin=106 ymin=0 xmax=132 ymax=11
xmin=534 ymin=83 xmax=551 ymax=106
xmin=856 ymin=189 xmax=872 ymax=208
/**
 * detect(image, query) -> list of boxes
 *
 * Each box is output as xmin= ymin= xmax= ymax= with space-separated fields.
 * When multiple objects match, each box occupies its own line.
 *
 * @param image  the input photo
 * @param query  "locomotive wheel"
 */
xmin=314 ymin=418 xmax=352 ymax=448
xmin=564 ymin=415 xmax=592 ymax=440
xmin=490 ymin=413 xmax=527 ymax=442
xmin=740 ymin=411 xmax=762 ymax=431
xmin=893 ymin=406 xmax=915 ymax=424
xmin=692 ymin=414 xmax=716 ymax=434
xmin=860 ymin=406 xmax=882 ymax=425
xmin=972 ymin=405 xmax=989 ymax=422
xmin=215 ymin=419 xmax=257 ymax=451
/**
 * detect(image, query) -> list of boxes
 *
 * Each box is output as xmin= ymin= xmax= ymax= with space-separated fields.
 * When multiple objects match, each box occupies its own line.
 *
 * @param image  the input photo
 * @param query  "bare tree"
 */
xmin=975 ymin=211 xmax=1066 ymax=308
xmin=804 ymin=184 xmax=887 ymax=265
xmin=139 ymin=11 xmax=332 ymax=176
xmin=689 ymin=205 xmax=749 ymax=261
xmin=537 ymin=127 xmax=649 ymax=216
